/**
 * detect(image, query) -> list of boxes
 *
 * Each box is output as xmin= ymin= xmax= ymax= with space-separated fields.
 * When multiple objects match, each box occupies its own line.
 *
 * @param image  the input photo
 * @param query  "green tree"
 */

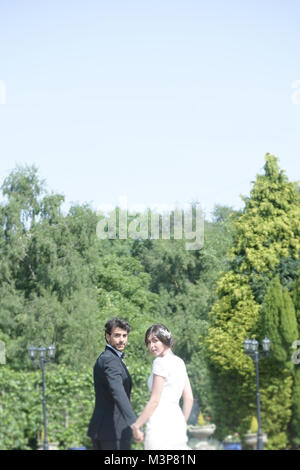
xmin=258 ymin=277 xmax=298 ymax=449
xmin=260 ymin=277 xmax=298 ymax=364
xmin=205 ymin=154 xmax=300 ymax=448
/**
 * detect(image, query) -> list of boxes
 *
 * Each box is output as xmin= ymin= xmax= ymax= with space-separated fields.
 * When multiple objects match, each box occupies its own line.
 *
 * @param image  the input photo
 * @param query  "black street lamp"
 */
xmin=243 ymin=336 xmax=270 ymax=450
xmin=28 ymin=345 xmax=56 ymax=450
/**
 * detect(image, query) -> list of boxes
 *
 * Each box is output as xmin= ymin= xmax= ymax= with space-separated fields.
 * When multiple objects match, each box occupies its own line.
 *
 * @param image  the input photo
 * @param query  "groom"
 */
xmin=87 ymin=317 xmax=143 ymax=450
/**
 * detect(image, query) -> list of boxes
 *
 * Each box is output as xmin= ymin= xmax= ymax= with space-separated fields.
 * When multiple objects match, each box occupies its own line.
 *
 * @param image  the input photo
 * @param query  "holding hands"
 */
xmin=131 ymin=423 xmax=144 ymax=443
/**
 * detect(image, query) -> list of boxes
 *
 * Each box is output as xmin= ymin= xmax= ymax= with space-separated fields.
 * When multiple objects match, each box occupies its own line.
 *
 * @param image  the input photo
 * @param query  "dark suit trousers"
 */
xmin=91 ymin=438 xmax=131 ymax=450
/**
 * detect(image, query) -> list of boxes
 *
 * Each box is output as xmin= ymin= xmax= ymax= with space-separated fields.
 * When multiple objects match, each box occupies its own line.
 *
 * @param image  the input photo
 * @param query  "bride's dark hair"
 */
xmin=145 ymin=324 xmax=175 ymax=348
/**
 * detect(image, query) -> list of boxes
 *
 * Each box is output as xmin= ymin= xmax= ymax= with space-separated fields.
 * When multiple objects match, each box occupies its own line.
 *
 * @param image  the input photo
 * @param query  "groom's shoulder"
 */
xmin=96 ymin=348 xmax=118 ymax=365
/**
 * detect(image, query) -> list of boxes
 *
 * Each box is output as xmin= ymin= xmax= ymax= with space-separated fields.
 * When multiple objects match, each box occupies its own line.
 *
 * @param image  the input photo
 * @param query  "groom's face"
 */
xmin=106 ymin=327 xmax=128 ymax=353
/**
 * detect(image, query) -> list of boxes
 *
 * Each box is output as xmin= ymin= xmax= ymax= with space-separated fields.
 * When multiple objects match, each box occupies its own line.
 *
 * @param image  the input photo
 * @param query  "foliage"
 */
xmin=196 ymin=411 xmax=211 ymax=426
xmin=224 ymin=432 xmax=240 ymax=443
xmin=204 ymin=154 xmax=300 ymax=448
xmin=250 ymin=416 xmax=258 ymax=433
xmin=231 ymin=154 xmax=300 ymax=274
xmin=0 ymin=361 xmax=152 ymax=450
xmin=1 ymin=158 xmax=299 ymax=449
xmin=258 ymin=277 xmax=298 ymax=449
xmin=0 ymin=364 xmax=91 ymax=449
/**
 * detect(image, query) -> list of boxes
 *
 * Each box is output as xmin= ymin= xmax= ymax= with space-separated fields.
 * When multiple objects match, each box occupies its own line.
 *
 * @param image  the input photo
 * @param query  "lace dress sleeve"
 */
xmin=152 ymin=357 xmax=168 ymax=377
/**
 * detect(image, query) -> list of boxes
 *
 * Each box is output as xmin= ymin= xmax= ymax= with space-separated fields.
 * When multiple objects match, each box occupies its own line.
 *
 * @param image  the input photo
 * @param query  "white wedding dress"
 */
xmin=144 ymin=350 xmax=190 ymax=450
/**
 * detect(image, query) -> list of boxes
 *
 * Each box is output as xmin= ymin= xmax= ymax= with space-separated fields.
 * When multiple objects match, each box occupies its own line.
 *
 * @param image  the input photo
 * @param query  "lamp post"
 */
xmin=243 ymin=336 xmax=270 ymax=450
xmin=28 ymin=345 xmax=56 ymax=450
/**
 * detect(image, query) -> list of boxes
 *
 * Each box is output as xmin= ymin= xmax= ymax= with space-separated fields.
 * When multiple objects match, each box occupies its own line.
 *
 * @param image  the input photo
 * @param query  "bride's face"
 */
xmin=146 ymin=334 xmax=169 ymax=357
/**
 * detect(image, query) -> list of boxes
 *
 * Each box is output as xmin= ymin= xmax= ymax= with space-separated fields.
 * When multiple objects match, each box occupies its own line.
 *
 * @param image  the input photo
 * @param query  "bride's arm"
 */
xmin=182 ymin=374 xmax=194 ymax=422
xmin=132 ymin=374 xmax=165 ymax=431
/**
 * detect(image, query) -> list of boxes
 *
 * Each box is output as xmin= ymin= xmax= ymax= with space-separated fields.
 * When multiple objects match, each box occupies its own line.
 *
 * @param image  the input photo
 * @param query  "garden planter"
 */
xmin=188 ymin=424 xmax=216 ymax=450
xmin=244 ymin=432 xmax=267 ymax=450
xmin=223 ymin=441 xmax=242 ymax=450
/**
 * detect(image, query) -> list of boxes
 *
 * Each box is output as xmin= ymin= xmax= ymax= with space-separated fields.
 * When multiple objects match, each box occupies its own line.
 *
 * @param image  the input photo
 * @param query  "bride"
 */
xmin=131 ymin=324 xmax=194 ymax=450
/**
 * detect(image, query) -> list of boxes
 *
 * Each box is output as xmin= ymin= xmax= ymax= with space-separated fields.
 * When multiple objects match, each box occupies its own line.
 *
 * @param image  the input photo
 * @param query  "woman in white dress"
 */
xmin=131 ymin=324 xmax=194 ymax=450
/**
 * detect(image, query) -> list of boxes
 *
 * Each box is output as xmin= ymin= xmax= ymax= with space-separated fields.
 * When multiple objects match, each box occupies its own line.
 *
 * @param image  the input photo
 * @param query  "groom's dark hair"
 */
xmin=105 ymin=317 xmax=131 ymax=336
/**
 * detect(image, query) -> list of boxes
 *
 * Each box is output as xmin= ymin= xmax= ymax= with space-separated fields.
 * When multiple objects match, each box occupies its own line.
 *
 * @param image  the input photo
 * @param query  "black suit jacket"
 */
xmin=87 ymin=346 xmax=136 ymax=442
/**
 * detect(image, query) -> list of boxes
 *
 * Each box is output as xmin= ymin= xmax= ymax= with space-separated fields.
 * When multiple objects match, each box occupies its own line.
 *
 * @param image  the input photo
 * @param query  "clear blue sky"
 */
xmin=0 ymin=0 xmax=300 ymax=219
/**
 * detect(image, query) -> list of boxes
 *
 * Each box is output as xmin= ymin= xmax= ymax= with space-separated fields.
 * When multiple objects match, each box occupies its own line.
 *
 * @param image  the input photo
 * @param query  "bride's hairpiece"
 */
xmin=158 ymin=328 xmax=171 ymax=339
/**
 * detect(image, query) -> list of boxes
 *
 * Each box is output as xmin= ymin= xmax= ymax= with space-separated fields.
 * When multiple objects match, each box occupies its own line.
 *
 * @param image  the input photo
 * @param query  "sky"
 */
xmin=0 ymin=0 xmax=300 ymax=219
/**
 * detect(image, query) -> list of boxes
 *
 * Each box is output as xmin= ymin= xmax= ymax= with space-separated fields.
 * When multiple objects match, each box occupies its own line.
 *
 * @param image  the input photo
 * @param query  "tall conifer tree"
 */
xmin=205 ymin=154 xmax=300 ymax=448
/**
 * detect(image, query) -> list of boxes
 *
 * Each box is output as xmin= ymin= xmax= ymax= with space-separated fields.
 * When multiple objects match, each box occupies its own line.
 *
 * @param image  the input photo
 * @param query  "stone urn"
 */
xmin=244 ymin=432 xmax=268 ymax=450
xmin=188 ymin=424 xmax=216 ymax=450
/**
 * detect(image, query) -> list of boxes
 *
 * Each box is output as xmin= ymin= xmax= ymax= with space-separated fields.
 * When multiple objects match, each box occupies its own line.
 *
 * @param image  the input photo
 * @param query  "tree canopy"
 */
xmin=205 ymin=154 xmax=300 ymax=448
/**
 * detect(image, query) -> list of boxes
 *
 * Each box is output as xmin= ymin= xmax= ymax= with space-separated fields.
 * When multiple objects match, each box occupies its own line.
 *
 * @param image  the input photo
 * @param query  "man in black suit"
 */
xmin=87 ymin=318 xmax=143 ymax=450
